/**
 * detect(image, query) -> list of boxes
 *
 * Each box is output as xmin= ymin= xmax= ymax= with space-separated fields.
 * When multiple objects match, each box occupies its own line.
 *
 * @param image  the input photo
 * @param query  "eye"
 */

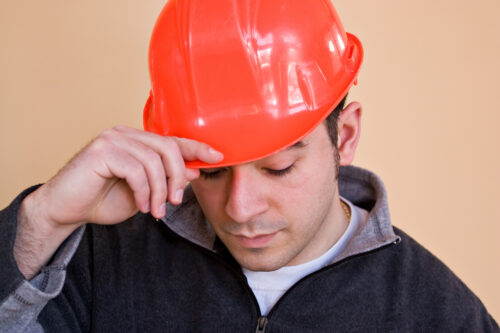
xmin=265 ymin=163 xmax=295 ymax=177
xmin=199 ymin=168 xmax=227 ymax=180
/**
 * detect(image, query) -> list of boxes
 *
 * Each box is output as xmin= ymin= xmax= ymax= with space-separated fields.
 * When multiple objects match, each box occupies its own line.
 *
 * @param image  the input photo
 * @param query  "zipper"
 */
xmin=255 ymin=316 xmax=268 ymax=333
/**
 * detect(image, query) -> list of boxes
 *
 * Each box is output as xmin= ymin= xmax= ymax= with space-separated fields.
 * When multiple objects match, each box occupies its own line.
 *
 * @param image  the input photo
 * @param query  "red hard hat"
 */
xmin=144 ymin=0 xmax=363 ymax=168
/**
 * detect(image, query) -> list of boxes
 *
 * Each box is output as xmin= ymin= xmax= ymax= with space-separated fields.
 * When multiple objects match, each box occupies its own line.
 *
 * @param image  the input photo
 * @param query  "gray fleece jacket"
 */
xmin=0 ymin=166 xmax=498 ymax=332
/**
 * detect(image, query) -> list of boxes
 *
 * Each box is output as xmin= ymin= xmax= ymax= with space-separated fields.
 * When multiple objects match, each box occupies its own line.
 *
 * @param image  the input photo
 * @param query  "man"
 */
xmin=1 ymin=0 xmax=498 ymax=332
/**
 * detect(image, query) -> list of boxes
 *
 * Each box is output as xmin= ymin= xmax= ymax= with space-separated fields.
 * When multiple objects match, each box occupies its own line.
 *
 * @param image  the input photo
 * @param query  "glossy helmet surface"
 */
xmin=144 ymin=0 xmax=363 ymax=167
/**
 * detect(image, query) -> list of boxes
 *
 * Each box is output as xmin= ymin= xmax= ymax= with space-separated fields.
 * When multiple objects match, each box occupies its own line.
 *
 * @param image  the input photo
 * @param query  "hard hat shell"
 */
xmin=144 ymin=0 xmax=363 ymax=168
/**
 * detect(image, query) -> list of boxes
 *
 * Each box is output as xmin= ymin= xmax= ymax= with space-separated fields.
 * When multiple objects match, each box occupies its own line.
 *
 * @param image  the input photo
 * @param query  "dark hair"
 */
xmin=325 ymin=94 xmax=348 ymax=148
xmin=324 ymin=94 xmax=347 ymax=175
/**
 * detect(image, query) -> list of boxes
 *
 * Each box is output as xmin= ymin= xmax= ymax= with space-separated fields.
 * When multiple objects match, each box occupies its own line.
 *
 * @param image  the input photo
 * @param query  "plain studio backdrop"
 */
xmin=1 ymin=0 xmax=499 ymax=321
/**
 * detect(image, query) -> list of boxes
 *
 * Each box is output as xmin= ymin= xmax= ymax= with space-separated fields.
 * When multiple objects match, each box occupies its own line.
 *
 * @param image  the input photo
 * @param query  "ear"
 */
xmin=337 ymin=101 xmax=362 ymax=166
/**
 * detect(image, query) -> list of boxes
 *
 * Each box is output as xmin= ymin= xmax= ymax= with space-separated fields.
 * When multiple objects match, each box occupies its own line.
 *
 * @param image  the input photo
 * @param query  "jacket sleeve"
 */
xmin=0 ymin=186 xmax=85 ymax=333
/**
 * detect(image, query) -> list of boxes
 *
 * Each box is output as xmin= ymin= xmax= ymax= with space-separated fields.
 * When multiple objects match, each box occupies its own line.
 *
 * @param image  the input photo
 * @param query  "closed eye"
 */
xmin=199 ymin=163 xmax=295 ymax=179
xmin=265 ymin=163 xmax=295 ymax=177
xmin=199 ymin=168 xmax=227 ymax=179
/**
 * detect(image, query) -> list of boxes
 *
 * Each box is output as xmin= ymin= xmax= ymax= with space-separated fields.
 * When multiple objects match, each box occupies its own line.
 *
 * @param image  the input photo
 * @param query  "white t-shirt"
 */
xmin=242 ymin=198 xmax=368 ymax=315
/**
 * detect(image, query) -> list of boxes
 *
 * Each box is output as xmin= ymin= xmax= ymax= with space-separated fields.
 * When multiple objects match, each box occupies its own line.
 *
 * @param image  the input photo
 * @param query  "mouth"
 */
xmin=234 ymin=231 xmax=279 ymax=248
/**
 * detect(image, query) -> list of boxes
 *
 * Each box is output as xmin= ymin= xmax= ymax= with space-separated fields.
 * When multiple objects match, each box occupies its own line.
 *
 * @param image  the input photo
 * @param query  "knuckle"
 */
xmin=127 ymin=164 xmax=146 ymax=183
xmin=96 ymin=128 xmax=117 ymax=143
xmin=144 ymin=148 xmax=161 ymax=165
xmin=166 ymin=156 xmax=185 ymax=176
xmin=162 ymin=139 xmax=182 ymax=160
xmin=162 ymin=137 xmax=177 ymax=150
xmin=112 ymin=125 xmax=128 ymax=132
xmin=148 ymin=157 xmax=167 ymax=184
xmin=87 ymin=135 xmax=113 ymax=157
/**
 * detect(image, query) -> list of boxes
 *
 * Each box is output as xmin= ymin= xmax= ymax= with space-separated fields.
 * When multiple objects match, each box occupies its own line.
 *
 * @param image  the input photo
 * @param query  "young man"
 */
xmin=1 ymin=0 xmax=498 ymax=332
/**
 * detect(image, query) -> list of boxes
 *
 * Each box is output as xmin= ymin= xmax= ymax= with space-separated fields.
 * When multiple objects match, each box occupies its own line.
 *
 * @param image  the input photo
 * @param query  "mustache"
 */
xmin=221 ymin=219 xmax=287 ymax=235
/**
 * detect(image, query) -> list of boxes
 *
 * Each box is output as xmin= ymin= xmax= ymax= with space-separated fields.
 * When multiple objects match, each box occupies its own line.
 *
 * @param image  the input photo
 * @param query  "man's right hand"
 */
xmin=14 ymin=126 xmax=224 ymax=279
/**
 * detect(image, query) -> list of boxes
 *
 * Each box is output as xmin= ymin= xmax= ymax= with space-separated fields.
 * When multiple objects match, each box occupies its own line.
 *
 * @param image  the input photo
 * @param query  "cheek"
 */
xmin=190 ymin=181 xmax=226 ymax=220
xmin=281 ymin=157 xmax=336 ymax=199
xmin=274 ymin=156 xmax=337 ymax=222
xmin=266 ymin=171 xmax=321 ymax=225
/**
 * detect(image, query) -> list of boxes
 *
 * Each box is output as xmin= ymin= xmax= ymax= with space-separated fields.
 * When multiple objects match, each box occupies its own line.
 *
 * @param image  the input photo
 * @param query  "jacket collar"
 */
xmin=335 ymin=165 xmax=399 ymax=262
xmin=162 ymin=165 xmax=399 ymax=261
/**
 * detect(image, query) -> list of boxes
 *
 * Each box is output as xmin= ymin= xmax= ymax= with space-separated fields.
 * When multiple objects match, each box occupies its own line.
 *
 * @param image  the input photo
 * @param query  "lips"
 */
xmin=234 ymin=231 xmax=278 ymax=248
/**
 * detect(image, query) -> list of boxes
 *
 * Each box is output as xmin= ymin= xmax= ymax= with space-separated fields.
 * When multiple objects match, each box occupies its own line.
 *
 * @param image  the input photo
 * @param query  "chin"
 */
xmin=240 ymin=262 xmax=281 ymax=272
xmin=232 ymin=249 xmax=290 ymax=272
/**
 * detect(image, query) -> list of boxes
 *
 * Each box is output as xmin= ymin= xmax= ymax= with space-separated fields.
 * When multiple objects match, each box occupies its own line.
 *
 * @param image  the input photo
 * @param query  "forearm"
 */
xmin=14 ymin=190 xmax=81 ymax=280
xmin=0 ymin=186 xmax=86 ymax=332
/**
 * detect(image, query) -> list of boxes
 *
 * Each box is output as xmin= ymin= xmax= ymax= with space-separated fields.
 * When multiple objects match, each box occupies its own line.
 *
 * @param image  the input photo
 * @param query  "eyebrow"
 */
xmin=286 ymin=140 xmax=307 ymax=150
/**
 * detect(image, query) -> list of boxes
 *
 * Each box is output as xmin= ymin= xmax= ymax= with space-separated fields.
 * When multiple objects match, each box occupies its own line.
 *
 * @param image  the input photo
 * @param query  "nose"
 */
xmin=225 ymin=167 xmax=269 ymax=223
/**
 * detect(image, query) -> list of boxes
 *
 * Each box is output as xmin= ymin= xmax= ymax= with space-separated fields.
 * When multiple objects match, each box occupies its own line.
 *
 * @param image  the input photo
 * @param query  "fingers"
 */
xmin=185 ymin=168 xmax=201 ymax=181
xmin=95 ymin=145 xmax=151 ymax=214
xmin=104 ymin=135 xmax=168 ymax=218
xmin=100 ymin=126 xmax=223 ymax=216
xmin=155 ymin=139 xmax=187 ymax=206
xmin=174 ymin=137 xmax=224 ymax=163
xmin=112 ymin=126 xmax=224 ymax=163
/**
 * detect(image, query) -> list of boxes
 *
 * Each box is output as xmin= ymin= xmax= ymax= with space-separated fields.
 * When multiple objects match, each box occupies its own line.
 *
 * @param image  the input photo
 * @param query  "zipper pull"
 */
xmin=255 ymin=316 xmax=268 ymax=333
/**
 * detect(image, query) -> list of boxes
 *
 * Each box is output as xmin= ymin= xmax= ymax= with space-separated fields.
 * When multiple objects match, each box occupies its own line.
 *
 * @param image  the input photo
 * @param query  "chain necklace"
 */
xmin=340 ymin=199 xmax=351 ymax=221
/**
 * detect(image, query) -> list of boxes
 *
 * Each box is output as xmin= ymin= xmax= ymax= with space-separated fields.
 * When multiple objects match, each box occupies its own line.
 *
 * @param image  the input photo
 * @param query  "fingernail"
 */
xmin=175 ymin=189 xmax=184 ymax=203
xmin=145 ymin=201 xmax=150 ymax=212
xmin=209 ymin=148 xmax=223 ymax=159
xmin=159 ymin=203 xmax=166 ymax=217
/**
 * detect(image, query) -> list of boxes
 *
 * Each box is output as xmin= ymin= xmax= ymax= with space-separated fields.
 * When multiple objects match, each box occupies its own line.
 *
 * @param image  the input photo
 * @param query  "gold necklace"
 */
xmin=340 ymin=199 xmax=351 ymax=221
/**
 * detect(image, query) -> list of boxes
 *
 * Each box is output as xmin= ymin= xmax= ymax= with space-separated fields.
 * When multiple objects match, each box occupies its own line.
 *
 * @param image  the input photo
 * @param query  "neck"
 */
xmin=320 ymin=192 xmax=350 ymax=255
xmin=286 ymin=190 xmax=349 ymax=266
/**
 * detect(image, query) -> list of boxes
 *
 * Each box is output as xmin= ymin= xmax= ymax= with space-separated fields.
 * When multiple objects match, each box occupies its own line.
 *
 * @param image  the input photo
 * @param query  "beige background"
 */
xmin=1 ymin=0 xmax=499 ymax=321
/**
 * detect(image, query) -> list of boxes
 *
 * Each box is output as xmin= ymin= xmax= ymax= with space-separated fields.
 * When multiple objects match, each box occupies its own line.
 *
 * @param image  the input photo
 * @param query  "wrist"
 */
xmin=19 ymin=186 xmax=83 ymax=239
xmin=15 ymin=189 xmax=82 ymax=279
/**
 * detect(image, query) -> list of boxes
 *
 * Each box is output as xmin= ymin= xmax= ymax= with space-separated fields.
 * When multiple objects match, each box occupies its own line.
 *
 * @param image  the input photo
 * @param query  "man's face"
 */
xmin=190 ymin=124 xmax=345 ymax=271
